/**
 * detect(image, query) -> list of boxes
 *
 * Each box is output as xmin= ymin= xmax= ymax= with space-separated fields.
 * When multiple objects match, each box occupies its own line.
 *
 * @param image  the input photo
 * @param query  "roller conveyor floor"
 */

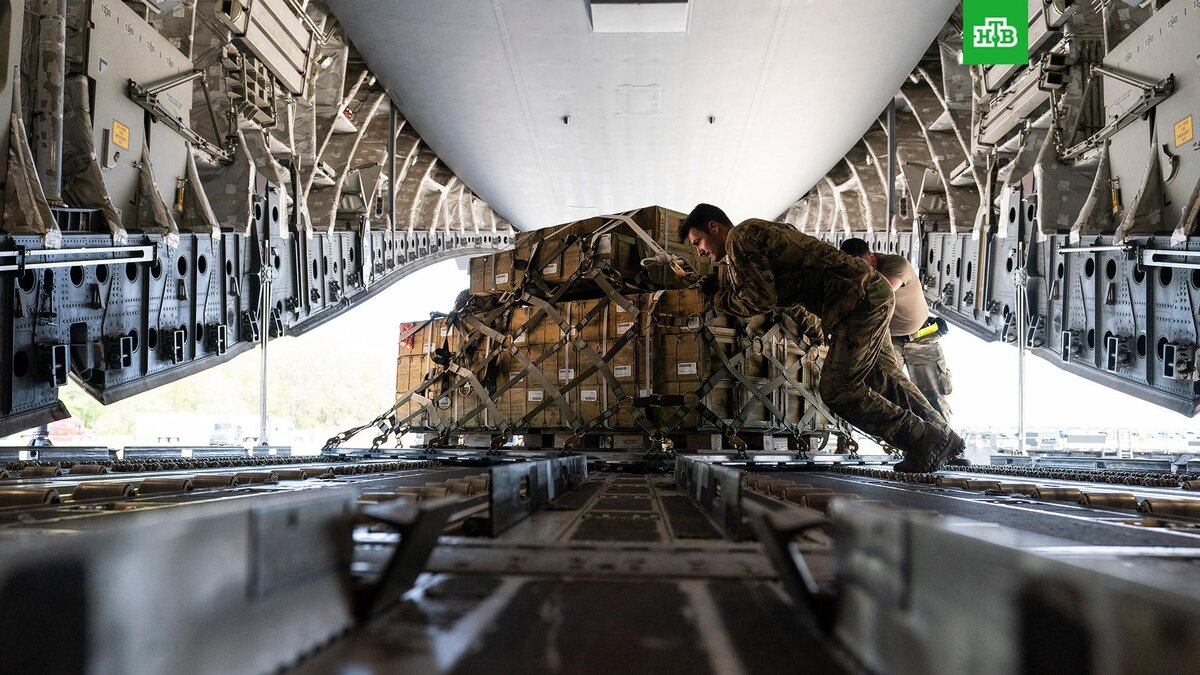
xmin=300 ymin=469 xmax=848 ymax=675
xmin=4 ymin=451 xmax=1200 ymax=674
xmin=762 ymin=469 xmax=1200 ymax=547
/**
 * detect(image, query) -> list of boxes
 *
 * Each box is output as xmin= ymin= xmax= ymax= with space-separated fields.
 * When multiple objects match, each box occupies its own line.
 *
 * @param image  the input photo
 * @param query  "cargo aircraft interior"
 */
xmin=0 ymin=1 xmax=1199 ymax=673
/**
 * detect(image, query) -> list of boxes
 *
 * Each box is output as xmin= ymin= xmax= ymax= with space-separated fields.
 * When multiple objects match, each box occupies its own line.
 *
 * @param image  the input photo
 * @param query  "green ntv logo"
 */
xmin=962 ymin=0 xmax=1029 ymax=65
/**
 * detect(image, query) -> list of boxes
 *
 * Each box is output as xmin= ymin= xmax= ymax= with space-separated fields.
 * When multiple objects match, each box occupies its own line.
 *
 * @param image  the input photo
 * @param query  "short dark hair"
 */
xmin=839 ymin=237 xmax=871 ymax=257
xmin=679 ymin=203 xmax=733 ymax=242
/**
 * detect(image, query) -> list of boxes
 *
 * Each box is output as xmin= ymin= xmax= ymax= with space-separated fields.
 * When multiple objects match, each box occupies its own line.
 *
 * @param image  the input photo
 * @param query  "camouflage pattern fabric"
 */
xmin=712 ymin=219 xmax=875 ymax=331
xmin=785 ymin=306 xmax=825 ymax=345
xmin=710 ymin=219 xmax=951 ymax=451
xmin=819 ymin=277 xmax=949 ymax=450
xmin=718 ymin=257 xmax=825 ymax=344
xmin=892 ymin=336 xmax=954 ymax=422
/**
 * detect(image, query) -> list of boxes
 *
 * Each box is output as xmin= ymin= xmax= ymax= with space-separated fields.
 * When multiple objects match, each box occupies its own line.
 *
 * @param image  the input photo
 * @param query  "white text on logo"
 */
xmin=973 ymin=17 xmax=1019 ymax=48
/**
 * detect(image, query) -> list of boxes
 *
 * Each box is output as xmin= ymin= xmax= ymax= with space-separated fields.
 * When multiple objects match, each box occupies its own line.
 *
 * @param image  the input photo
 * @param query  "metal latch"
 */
xmin=744 ymin=502 xmax=837 ymax=634
xmin=1104 ymin=334 xmax=1131 ymax=372
xmin=354 ymin=497 xmax=461 ymax=621
xmin=633 ymin=394 xmax=685 ymax=408
xmin=1163 ymin=341 xmax=1197 ymax=380
xmin=205 ymin=323 xmax=228 ymax=355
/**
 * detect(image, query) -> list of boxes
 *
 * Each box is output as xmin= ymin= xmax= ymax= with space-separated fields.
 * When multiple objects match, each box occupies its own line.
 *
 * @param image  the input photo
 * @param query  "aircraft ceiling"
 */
xmin=326 ymin=0 xmax=958 ymax=229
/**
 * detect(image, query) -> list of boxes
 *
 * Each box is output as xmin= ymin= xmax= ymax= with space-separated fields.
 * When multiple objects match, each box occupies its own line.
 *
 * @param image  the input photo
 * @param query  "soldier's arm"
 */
xmin=877 ymin=257 xmax=911 ymax=290
xmin=711 ymin=231 xmax=778 ymax=316
xmin=791 ymin=305 xmax=825 ymax=344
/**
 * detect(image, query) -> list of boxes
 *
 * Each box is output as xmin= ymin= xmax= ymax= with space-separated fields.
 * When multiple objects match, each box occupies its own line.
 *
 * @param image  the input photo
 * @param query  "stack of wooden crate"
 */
xmin=395 ymin=206 xmax=826 ymax=442
xmin=468 ymin=206 xmax=707 ymax=298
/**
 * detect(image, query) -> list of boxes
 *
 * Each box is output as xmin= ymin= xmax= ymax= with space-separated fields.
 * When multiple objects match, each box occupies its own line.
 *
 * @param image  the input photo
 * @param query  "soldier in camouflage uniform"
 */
xmin=681 ymin=204 xmax=962 ymax=472
xmin=840 ymin=238 xmax=954 ymax=422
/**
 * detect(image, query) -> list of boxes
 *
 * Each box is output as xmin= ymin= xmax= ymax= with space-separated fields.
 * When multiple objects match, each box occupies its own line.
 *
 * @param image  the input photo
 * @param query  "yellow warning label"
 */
xmin=1175 ymin=115 xmax=1194 ymax=148
xmin=111 ymin=120 xmax=130 ymax=150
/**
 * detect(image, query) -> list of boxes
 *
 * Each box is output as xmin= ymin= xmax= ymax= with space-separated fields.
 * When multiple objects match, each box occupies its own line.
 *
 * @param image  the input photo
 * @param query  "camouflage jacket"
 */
xmin=711 ymin=219 xmax=884 ymax=330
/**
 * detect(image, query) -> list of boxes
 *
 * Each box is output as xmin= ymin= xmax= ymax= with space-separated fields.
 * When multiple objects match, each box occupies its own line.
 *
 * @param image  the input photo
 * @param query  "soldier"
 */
xmin=681 ymin=203 xmax=962 ymax=472
xmin=839 ymin=238 xmax=954 ymax=423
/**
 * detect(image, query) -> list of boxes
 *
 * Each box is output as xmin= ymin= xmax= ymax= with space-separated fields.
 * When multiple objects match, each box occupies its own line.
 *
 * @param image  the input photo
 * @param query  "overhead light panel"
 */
xmin=590 ymin=0 xmax=690 ymax=34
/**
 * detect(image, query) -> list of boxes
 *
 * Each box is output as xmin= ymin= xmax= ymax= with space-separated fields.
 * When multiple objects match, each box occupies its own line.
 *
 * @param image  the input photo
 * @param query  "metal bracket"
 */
xmin=205 ymin=323 xmax=228 ymax=355
xmin=1105 ymin=334 xmax=1131 ymax=373
xmin=674 ymin=455 xmax=743 ymax=539
xmin=0 ymin=244 xmax=155 ymax=273
xmin=87 ymin=283 xmax=104 ymax=310
xmin=633 ymin=394 xmax=686 ymax=408
xmin=241 ymin=310 xmax=261 ymax=343
xmin=1161 ymin=144 xmax=1180 ymax=183
xmin=103 ymin=335 xmax=134 ymax=370
xmin=37 ymin=343 xmax=69 ymax=386
xmin=1061 ymin=70 xmax=1175 ymax=160
xmin=168 ymin=329 xmax=187 ymax=364
xmin=940 ymin=282 xmax=955 ymax=305
xmin=355 ymin=496 xmax=462 ymax=620
xmin=1025 ymin=314 xmax=1045 ymax=348
xmin=727 ymin=434 xmax=750 ymax=461
xmin=268 ymin=306 xmax=284 ymax=338
xmin=1060 ymin=329 xmax=1081 ymax=363
xmin=744 ymin=501 xmax=837 ymax=634
xmin=1163 ymin=342 xmax=1198 ymax=381
xmin=1056 ymin=244 xmax=1132 ymax=255
xmin=1001 ymin=311 xmax=1018 ymax=343
xmin=128 ymin=74 xmax=232 ymax=162
xmin=469 ymin=456 xmax=588 ymax=537
xmin=836 ymin=433 xmax=861 ymax=457
xmin=1140 ymin=248 xmax=1200 ymax=272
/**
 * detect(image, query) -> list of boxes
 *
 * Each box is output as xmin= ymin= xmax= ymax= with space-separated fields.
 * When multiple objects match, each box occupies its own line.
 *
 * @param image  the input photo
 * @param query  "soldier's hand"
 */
xmin=697 ymin=273 xmax=720 ymax=298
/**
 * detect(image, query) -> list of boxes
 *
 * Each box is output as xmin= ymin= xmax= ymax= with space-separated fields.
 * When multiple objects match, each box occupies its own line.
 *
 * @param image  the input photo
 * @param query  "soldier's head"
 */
xmin=839 ymin=238 xmax=877 ymax=268
xmin=680 ymin=203 xmax=734 ymax=261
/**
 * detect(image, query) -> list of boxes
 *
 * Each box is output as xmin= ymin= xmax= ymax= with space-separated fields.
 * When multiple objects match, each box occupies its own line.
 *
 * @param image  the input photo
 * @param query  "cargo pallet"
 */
xmin=330 ymin=207 xmax=854 ymax=455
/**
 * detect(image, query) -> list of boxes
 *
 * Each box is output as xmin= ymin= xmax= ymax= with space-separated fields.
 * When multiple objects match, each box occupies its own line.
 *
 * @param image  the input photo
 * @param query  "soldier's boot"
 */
xmin=890 ymin=426 xmax=936 ymax=473
xmin=944 ymin=448 xmax=971 ymax=467
xmin=893 ymin=451 xmax=928 ymax=474
xmin=924 ymin=429 xmax=966 ymax=472
xmin=895 ymin=428 xmax=965 ymax=473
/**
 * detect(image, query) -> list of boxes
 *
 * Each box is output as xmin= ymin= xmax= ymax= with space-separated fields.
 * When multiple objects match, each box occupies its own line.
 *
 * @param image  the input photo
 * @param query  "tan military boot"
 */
xmin=894 ymin=427 xmax=964 ymax=473
xmin=892 ymin=426 xmax=935 ymax=473
xmin=944 ymin=450 xmax=971 ymax=467
xmin=929 ymin=430 xmax=966 ymax=471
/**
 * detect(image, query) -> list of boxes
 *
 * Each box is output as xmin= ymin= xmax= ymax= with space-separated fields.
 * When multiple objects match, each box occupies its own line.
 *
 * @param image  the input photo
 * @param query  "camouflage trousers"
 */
xmin=892 ymin=336 xmax=953 ymax=423
xmin=816 ymin=278 xmax=949 ymax=452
